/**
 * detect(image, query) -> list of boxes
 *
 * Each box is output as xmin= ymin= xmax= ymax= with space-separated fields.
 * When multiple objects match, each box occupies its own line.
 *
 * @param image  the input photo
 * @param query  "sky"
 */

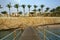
xmin=0 ymin=0 xmax=60 ymax=13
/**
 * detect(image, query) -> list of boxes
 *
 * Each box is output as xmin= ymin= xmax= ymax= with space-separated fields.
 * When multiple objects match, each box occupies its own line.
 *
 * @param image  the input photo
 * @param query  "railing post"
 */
xmin=43 ymin=26 xmax=46 ymax=40
xmin=14 ymin=30 xmax=16 ymax=40
xmin=43 ymin=18 xmax=46 ymax=40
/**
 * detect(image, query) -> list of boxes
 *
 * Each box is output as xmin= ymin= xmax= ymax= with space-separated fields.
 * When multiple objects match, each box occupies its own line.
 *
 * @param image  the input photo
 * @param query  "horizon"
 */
xmin=0 ymin=0 xmax=60 ymax=13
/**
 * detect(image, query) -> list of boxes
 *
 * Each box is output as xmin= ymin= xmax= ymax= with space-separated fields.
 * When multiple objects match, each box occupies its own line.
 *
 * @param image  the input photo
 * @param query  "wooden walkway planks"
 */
xmin=19 ymin=27 xmax=41 ymax=40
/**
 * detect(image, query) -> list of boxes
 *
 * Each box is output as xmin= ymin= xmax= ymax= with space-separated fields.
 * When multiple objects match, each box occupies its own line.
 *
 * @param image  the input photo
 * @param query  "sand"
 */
xmin=0 ymin=17 xmax=60 ymax=30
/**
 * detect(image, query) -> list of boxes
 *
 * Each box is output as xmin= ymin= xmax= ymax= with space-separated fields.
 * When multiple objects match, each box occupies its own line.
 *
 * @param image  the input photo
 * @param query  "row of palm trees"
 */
xmin=0 ymin=3 xmax=49 ymax=16
xmin=0 ymin=3 xmax=60 ymax=17
xmin=50 ymin=6 xmax=60 ymax=17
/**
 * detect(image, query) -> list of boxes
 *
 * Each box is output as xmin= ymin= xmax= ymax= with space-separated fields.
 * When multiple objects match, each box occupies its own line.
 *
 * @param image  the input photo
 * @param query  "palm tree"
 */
xmin=50 ymin=8 xmax=56 ymax=16
xmin=1 ymin=11 xmax=7 ymax=14
xmin=32 ymin=9 xmax=36 ymax=16
xmin=33 ymin=5 xmax=37 ymax=16
xmin=27 ymin=5 xmax=31 ymax=15
xmin=56 ymin=6 xmax=60 ymax=16
xmin=50 ymin=8 xmax=56 ymax=12
xmin=0 ymin=5 xmax=2 ymax=14
xmin=56 ymin=6 xmax=60 ymax=11
xmin=6 ymin=3 xmax=11 ymax=16
xmin=21 ymin=4 xmax=26 ymax=16
xmin=32 ymin=9 xmax=36 ymax=12
xmin=18 ymin=11 xmax=22 ymax=15
xmin=18 ymin=11 xmax=22 ymax=16
xmin=38 ymin=9 xmax=41 ymax=13
xmin=34 ymin=5 xmax=37 ymax=11
xmin=38 ymin=9 xmax=41 ymax=16
xmin=14 ymin=4 xmax=19 ymax=16
xmin=41 ymin=5 xmax=44 ymax=14
xmin=45 ymin=7 xmax=50 ymax=12
xmin=1 ymin=11 xmax=7 ymax=16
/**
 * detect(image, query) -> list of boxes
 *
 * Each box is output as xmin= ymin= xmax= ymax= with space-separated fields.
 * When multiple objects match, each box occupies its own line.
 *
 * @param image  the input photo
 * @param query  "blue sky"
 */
xmin=0 ymin=0 xmax=60 ymax=13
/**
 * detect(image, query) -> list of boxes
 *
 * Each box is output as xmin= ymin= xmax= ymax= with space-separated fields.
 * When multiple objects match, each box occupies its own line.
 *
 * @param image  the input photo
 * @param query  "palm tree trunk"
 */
xmin=29 ymin=8 xmax=30 ymax=16
xmin=16 ymin=8 xmax=18 ymax=16
xmin=35 ymin=8 xmax=37 ymax=16
xmin=41 ymin=8 xmax=43 ymax=14
xmin=23 ymin=8 xmax=25 ymax=16
xmin=39 ymin=11 xmax=41 ymax=16
xmin=8 ymin=8 xmax=10 ymax=17
xmin=0 ymin=9 xmax=1 ymax=14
